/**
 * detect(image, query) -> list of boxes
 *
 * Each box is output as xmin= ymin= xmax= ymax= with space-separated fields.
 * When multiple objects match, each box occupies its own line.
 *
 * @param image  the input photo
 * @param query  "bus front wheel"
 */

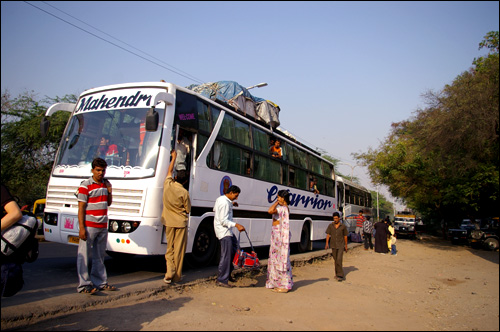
xmin=188 ymin=220 xmax=218 ymax=267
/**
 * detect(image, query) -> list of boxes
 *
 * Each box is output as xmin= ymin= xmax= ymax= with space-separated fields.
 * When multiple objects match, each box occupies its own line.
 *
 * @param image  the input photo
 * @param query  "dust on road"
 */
xmin=3 ymin=235 xmax=499 ymax=331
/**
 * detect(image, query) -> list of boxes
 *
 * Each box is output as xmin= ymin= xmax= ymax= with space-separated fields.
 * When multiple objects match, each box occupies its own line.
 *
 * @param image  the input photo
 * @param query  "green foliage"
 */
xmin=355 ymin=31 xmax=499 ymax=225
xmin=1 ymin=90 xmax=75 ymax=206
xmin=370 ymin=190 xmax=394 ymax=221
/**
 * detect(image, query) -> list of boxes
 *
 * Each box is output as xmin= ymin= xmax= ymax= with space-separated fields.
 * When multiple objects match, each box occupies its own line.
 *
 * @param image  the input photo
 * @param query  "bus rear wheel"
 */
xmin=297 ymin=223 xmax=311 ymax=253
xmin=187 ymin=221 xmax=218 ymax=267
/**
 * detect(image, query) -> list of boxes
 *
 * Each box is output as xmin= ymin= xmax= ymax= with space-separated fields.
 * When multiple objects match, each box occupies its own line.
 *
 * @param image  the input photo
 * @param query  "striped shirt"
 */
xmin=363 ymin=219 xmax=374 ymax=233
xmin=77 ymin=177 xmax=110 ymax=228
xmin=356 ymin=215 xmax=365 ymax=228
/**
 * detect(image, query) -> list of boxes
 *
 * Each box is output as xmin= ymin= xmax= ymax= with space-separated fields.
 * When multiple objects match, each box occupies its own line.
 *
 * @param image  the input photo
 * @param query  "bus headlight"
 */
xmin=121 ymin=221 xmax=132 ymax=233
xmin=110 ymin=221 xmax=119 ymax=232
xmin=108 ymin=220 xmax=140 ymax=233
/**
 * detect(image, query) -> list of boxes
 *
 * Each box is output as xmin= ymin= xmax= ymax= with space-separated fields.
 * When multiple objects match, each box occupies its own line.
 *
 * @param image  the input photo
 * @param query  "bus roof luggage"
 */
xmin=186 ymin=81 xmax=280 ymax=128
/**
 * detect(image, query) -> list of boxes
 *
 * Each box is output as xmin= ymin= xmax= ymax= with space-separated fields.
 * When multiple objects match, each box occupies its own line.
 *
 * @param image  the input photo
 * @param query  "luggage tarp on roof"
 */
xmin=186 ymin=81 xmax=280 ymax=128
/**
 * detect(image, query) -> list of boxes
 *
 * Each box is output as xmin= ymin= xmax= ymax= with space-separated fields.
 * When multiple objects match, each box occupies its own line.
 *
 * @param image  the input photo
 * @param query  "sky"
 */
xmin=2 ymin=1 xmax=499 ymax=210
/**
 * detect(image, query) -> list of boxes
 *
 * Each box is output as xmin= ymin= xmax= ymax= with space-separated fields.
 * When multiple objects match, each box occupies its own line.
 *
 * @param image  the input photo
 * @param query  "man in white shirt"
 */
xmin=213 ymin=185 xmax=245 ymax=288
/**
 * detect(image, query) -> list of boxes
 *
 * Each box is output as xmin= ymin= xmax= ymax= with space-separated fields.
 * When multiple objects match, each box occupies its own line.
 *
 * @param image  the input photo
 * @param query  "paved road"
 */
xmin=2 ymin=239 xmax=359 ymax=324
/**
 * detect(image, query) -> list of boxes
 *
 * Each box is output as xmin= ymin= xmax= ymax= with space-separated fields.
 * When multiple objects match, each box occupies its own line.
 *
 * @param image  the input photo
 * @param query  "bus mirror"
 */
xmin=41 ymin=117 xmax=50 ymax=137
xmin=145 ymin=107 xmax=159 ymax=131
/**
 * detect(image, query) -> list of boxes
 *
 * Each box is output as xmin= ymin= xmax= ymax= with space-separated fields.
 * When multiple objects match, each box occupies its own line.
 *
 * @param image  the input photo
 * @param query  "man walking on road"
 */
xmin=162 ymin=150 xmax=191 ymax=284
xmin=325 ymin=212 xmax=348 ymax=282
xmin=213 ymin=185 xmax=245 ymax=288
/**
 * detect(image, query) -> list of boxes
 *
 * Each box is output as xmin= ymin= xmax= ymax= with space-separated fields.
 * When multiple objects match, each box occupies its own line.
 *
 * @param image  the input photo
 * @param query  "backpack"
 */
xmin=1 ymin=212 xmax=40 ymax=263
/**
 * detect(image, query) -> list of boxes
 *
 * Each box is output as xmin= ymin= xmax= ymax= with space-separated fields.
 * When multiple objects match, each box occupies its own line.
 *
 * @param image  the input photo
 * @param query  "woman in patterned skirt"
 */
xmin=266 ymin=190 xmax=293 ymax=293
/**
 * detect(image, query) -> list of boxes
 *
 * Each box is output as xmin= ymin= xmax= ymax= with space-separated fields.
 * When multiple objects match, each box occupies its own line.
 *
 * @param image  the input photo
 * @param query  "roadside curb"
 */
xmin=1 ymin=242 xmax=362 ymax=325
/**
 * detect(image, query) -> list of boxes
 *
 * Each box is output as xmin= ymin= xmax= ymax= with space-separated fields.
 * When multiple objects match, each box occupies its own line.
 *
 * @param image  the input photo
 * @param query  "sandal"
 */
xmin=79 ymin=286 xmax=98 ymax=295
xmin=272 ymin=288 xmax=289 ymax=293
xmin=100 ymin=284 xmax=117 ymax=291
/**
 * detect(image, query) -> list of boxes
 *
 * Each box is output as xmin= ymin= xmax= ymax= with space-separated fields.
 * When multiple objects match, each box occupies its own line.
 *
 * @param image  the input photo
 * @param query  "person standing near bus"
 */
xmin=325 ymin=212 xmax=348 ymax=281
xmin=162 ymin=150 xmax=191 ymax=284
xmin=363 ymin=216 xmax=374 ymax=250
xmin=355 ymin=210 xmax=366 ymax=241
xmin=387 ymin=220 xmax=395 ymax=253
xmin=76 ymin=158 xmax=117 ymax=295
xmin=266 ymin=190 xmax=293 ymax=293
xmin=213 ymin=185 xmax=245 ymax=288
xmin=374 ymin=218 xmax=390 ymax=254
xmin=1 ymin=184 xmax=24 ymax=297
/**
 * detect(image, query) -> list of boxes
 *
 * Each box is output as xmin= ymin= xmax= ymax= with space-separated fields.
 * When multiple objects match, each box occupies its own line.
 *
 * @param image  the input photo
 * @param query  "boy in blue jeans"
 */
xmin=391 ymin=233 xmax=397 ymax=256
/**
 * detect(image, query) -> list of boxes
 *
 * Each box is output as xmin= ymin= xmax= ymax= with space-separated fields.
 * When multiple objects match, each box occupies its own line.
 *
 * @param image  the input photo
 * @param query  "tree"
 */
xmin=1 ymin=90 xmax=75 ymax=205
xmin=354 ymin=31 xmax=499 ymax=227
xmin=370 ymin=190 xmax=394 ymax=221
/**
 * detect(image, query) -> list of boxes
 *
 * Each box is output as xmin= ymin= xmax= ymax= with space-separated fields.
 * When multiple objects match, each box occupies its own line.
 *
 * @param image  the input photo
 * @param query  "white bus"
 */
xmin=41 ymin=81 xmax=339 ymax=265
xmin=336 ymin=176 xmax=373 ymax=232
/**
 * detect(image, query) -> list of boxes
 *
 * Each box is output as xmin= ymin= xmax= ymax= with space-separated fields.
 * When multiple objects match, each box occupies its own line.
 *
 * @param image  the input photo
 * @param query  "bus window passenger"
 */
xmin=269 ymin=139 xmax=282 ymax=159
xmin=310 ymin=177 xmax=320 ymax=195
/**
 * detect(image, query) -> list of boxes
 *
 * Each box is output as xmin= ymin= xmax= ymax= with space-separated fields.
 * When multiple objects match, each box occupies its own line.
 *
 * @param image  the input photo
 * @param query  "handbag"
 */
xmin=1 ymin=213 xmax=40 ymax=258
xmin=232 ymin=230 xmax=260 ymax=270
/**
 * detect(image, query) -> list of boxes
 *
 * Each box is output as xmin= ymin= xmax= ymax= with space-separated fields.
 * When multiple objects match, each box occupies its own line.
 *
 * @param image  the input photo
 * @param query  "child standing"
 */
xmin=391 ymin=233 xmax=397 ymax=256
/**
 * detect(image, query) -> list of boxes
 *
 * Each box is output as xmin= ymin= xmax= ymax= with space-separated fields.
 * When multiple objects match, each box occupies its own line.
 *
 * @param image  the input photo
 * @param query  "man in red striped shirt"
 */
xmin=76 ymin=158 xmax=117 ymax=294
xmin=355 ymin=210 xmax=366 ymax=242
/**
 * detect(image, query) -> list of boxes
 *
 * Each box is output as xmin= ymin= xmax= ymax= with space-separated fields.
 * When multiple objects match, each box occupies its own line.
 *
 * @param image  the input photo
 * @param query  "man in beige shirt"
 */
xmin=162 ymin=150 xmax=191 ymax=284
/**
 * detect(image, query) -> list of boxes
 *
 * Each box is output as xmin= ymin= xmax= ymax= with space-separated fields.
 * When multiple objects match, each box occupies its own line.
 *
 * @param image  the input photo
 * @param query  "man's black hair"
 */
xmin=226 ymin=185 xmax=241 ymax=194
xmin=176 ymin=170 xmax=189 ymax=185
xmin=92 ymin=158 xmax=107 ymax=169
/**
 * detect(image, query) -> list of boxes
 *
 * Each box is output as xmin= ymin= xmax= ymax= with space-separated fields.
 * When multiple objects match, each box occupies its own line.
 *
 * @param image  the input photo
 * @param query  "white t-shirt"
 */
xmin=213 ymin=195 xmax=236 ymax=239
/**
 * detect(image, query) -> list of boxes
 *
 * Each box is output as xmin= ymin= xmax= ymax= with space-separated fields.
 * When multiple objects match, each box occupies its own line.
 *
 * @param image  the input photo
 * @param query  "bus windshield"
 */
xmin=53 ymin=107 xmax=165 ymax=179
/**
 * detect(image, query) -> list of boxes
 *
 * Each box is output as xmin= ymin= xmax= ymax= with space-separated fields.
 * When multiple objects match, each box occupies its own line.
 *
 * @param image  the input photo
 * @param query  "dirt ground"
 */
xmin=5 ymin=235 xmax=499 ymax=331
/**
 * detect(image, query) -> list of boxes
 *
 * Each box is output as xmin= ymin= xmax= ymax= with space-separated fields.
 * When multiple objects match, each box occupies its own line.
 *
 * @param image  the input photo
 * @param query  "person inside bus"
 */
xmin=269 ymin=139 xmax=282 ymax=158
xmin=97 ymin=135 xmax=117 ymax=158
xmin=174 ymin=129 xmax=191 ymax=185
xmin=310 ymin=177 xmax=320 ymax=194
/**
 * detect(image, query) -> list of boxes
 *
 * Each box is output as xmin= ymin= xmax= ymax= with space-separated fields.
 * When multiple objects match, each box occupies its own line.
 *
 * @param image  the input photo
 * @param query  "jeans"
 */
xmin=363 ymin=232 xmax=373 ymax=249
xmin=77 ymin=227 xmax=108 ymax=292
xmin=217 ymin=234 xmax=237 ymax=284
xmin=391 ymin=244 xmax=397 ymax=255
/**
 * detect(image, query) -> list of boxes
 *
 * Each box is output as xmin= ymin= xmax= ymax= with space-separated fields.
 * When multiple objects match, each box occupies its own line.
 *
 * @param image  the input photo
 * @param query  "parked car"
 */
xmin=448 ymin=219 xmax=478 ymax=244
xmin=468 ymin=217 xmax=499 ymax=251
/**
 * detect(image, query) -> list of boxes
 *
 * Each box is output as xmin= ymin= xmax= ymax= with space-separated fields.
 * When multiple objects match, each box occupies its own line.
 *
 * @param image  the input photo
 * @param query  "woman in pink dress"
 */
xmin=266 ymin=190 xmax=293 ymax=293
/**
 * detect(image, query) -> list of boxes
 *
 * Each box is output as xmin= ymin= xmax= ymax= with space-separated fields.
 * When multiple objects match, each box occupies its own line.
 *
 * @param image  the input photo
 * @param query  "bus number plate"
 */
xmin=68 ymin=236 xmax=80 ymax=244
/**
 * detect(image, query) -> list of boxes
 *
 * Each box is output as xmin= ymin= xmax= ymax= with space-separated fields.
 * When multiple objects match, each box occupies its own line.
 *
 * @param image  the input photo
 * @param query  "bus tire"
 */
xmin=187 ymin=219 xmax=218 ymax=267
xmin=298 ymin=222 xmax=311 ymax=253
